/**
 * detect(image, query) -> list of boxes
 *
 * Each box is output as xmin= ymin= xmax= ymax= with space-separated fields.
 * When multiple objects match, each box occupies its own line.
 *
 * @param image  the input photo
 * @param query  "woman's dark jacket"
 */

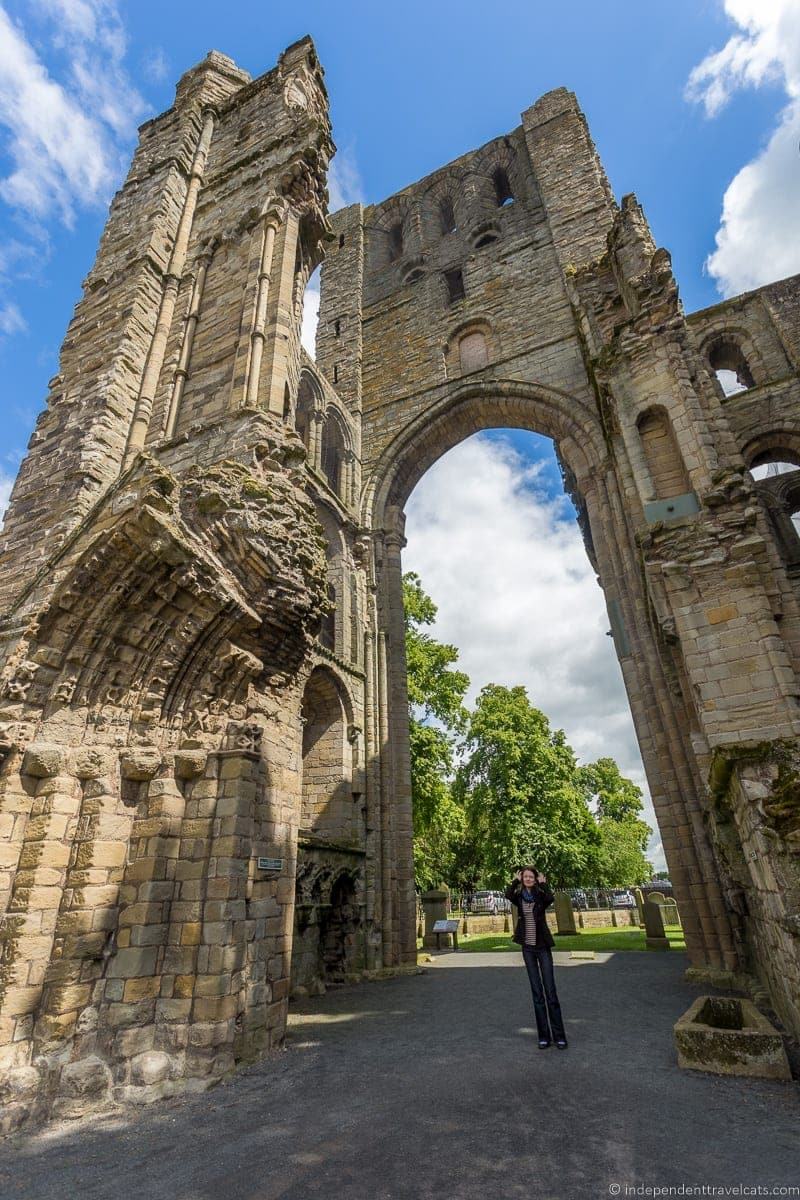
xmin=504 ymin=880 xmax=555 ymax=949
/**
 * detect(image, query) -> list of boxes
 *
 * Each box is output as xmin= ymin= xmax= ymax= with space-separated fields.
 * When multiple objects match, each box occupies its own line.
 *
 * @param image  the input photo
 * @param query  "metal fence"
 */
xmin=416 ymin=882 xmax=678 ymax=924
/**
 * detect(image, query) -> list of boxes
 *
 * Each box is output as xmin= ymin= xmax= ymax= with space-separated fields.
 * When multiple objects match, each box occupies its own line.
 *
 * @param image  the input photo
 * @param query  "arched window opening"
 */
xmin=320 ymin=582 xmax=336 ymax=651
xmin=750 ymin=460 xmax=800 ymax=481
xmin=321 ymin=409 xmax=347 ymax=496
xmin=748 ymin=451 xmax=800 ymax=565
xmin=298 ymin=667 xmax=353 ymax=839
xmin=439 ymin=196 xmax=457 ymax=235
xmin=458 ymin=328 xmax=488 ymax=373
xmin=708 ymin=338 xmax=755 ymax=396
xmin=493 ymin=166 xmax=514 ymax=207
xmin=637 ymin=408 xmax=691 ymax=499
xmin=338 ymin=233 xmax=345 ymax=249
xmin=388 ymin=222 xmax=404 ymax=261
xmin=295 ymin=374 xmax=317 ymax=453
xmin=282 ymin=383 xmax=291 ymax=422
xmin=301 ymin=265 xmax=321 ymax=359
xmin=444 ymin=268 xmax=465 ymax=305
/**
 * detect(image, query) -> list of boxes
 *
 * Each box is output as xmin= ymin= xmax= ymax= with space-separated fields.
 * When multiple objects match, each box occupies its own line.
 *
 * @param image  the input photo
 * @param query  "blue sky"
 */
xmin=0 ymin=0 xmax=796 ymax=490
xmin=1 ymin=1 xmax=799 ymax=870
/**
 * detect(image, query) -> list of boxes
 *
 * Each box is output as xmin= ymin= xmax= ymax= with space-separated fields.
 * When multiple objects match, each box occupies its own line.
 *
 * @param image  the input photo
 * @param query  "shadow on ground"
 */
xmin=2 ymin=952 xmax=797 ymax=1200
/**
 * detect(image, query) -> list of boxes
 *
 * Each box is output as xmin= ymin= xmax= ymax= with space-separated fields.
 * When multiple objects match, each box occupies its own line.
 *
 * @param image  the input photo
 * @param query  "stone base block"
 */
xmin=674 ymin=996 xmax=791 ymax=1080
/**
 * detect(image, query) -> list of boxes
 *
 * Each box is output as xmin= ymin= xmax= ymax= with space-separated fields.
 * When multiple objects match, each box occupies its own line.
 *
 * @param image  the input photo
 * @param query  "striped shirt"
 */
xmin=521 ymin=897 xmax=537 ymax=947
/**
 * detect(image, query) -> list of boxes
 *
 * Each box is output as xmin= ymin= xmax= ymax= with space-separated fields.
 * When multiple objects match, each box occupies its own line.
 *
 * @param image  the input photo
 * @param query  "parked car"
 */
xmin=610 ymin=890 xmax=636 ymax=908
xmin=571 ymin=889 xmax=589 ymax=911
xmin=468 ymin=890 xmax=510 ymax=915
xmin=468 ymin=891 xmax=497 ymax=914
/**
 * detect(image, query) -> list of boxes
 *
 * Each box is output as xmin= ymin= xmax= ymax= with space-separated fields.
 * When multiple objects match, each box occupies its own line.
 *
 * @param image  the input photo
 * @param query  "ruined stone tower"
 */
xmin=1 ymin=39 xmax=800 ymax=1130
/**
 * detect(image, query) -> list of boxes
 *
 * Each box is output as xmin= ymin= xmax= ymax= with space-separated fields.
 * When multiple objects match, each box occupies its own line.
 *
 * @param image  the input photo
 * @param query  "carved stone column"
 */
xmin=379 ymin=507 xmax=417 ymax=965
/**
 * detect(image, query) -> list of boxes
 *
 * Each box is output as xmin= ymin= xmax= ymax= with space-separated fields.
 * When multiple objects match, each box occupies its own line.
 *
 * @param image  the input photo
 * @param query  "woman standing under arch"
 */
xmin=505 ymin=867 xmax=568 ymax=1049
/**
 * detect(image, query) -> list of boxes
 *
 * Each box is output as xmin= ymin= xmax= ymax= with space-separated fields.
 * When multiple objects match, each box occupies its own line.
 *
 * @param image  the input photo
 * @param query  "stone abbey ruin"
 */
xmin=1 ymin=37 xmax=799 ymax=1128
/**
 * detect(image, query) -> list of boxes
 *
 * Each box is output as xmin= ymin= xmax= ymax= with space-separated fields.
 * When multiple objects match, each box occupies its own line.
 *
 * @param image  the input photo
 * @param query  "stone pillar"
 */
xmin=101 ymin=753 xmax=176 ymax=1074
xmin=242 ymin=206 xmax=282 ymax=410
xmin=186 ymin=745 xmax=257 ymax=1082
xmin=259 ymin=209 xmax=301 ymax=416
xmin=163 ymin=247 xmax=213 ymax=439
xmin=125 ymin=109 xmax=217 ymax=463
xmin=553 ymin=891 xmax=577 ymax=936
xmin=34 ymin=761 xmax=127 ymax=1054
xmin=380 ymin=508 xmax=417 ymax=964
xmin=644 ymin=899 xmax=669 ymax=950
xmin=309 ymin=408 xmax=325 ymax=474
xmin=363 ymin=617 xmax=383 ymax=971
xmin=420 ymin=888 xmax=449 ymax=950
xmin=0 ymin=746 xmax=76 ymax=1070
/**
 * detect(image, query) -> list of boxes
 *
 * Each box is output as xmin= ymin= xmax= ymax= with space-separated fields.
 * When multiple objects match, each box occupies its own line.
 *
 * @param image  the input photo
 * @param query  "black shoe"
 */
xmin=556 ymin=1038 xmax=568 ymax=1049
xmin=538 ymin=1039 xmax=551 ymax=1049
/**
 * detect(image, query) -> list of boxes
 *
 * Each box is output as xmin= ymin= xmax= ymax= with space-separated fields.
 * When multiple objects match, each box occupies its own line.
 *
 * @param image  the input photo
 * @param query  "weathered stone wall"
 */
xmin=317 ymin=85 xmax=800 ymax=1039
xmin=0 ymin=38 xmax=384 ymax=1133
xmin=2 ymin=37 xmax=800 ymax=1134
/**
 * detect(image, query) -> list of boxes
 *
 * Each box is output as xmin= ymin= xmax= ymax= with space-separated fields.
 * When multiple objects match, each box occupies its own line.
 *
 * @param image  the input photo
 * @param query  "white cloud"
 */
xmin=687 ymin=1 xmax=800 ymax=296
xmin=141 ymin=46 xmax=169 ymax=84
xmin=301 ymin=265 xmax=320 ymax=358
xmin=0 ymin=466 xmax=12 ymax=525
xmin=328 ymin=145 xmax=364 ymax=211
xmin=0 ymin=1 xmax=146 ymax=330
xmin=404 ymin=433 xmax=666 ymax=872
xmin=0 ymin=299 xmax=25 ymax=334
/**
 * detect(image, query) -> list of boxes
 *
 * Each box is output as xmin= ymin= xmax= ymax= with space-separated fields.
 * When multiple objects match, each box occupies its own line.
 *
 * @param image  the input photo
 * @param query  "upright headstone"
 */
xmin=421 ymin=887 xmax=451 ymax=949
xmin=644 ymin=898 xmax=670 ymax=950
xmin=554 ymin=891 xmax=578 ymax=935
xmin=648 ymin=890 xmax=666 ymax=905
xmin=633 ymin=887 xmax=645 ymax=926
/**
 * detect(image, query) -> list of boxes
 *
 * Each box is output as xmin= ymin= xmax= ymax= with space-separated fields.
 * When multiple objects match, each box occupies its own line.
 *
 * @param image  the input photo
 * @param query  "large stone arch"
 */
xmin=362 ymin=377 xmax=607 ymax=525
xmin=361 ymin=376 xmax=741 ymax=977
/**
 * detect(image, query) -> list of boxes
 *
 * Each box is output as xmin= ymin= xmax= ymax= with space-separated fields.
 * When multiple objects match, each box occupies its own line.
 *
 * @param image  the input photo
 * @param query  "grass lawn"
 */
xmin=446 ymin=925 xmax=686 ymax=953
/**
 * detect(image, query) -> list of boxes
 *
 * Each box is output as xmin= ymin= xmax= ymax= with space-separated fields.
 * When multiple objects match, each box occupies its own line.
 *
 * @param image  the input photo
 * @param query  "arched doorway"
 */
xmin=291 ymin=665 xmax=366 ymax=996
xmin=362 ymin=379 xmax=741 ymax=978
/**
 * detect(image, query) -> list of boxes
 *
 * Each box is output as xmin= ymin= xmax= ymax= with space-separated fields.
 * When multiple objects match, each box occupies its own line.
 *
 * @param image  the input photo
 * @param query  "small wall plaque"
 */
xmin=256 ymin=857 xmax=283 ymax=872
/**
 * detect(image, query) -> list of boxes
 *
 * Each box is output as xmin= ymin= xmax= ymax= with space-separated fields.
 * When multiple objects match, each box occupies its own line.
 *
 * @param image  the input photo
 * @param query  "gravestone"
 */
xmin=554 ymin=891 xmax=578 ymax=935
xmin=421 ymin=887 xmax=451 ymax=949
xmin=633 ymin=887 xmax=645 ymax=926
xmin=644 ymin=898 xmax=670 ymax=950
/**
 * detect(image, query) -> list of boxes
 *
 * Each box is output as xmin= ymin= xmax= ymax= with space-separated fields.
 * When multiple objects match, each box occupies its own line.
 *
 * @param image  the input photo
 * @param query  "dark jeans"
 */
xmin=522 ymin=945 xmax=566 ymax=1042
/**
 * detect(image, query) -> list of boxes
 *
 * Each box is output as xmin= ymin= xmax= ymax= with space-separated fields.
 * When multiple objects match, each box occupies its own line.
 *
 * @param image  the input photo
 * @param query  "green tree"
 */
xmin=403 ymin=573 xmax=470 ymax=889
xmin=578 ymin=757 xmax=644 ymax=822
xmin=453 ymin=684 xmax=600 ymax=888
xmin=579 ymin=757 xmax=652 ymax=886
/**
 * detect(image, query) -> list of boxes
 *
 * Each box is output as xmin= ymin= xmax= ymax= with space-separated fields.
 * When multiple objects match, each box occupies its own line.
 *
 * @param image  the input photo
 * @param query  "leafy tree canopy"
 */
xmin=454 ymin=684 xmax=600 ymax=888
xmin=403 ymin=572 xmax=469 ymax=732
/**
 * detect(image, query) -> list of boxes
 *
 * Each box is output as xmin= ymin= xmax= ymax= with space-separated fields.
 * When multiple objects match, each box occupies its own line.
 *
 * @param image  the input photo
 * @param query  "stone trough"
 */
xmin=674 ymin=996 xmax=790 ymax=1080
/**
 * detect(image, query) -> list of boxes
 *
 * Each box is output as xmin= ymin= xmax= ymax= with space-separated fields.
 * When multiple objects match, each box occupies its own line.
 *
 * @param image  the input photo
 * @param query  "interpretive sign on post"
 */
xmin=431 ymin=918 xmax=460 ymax=951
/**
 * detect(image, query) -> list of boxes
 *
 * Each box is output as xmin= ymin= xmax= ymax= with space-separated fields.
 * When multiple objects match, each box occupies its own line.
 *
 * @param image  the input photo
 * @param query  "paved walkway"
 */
xmin=2 ymin=951 xmax=798 ymax=1200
